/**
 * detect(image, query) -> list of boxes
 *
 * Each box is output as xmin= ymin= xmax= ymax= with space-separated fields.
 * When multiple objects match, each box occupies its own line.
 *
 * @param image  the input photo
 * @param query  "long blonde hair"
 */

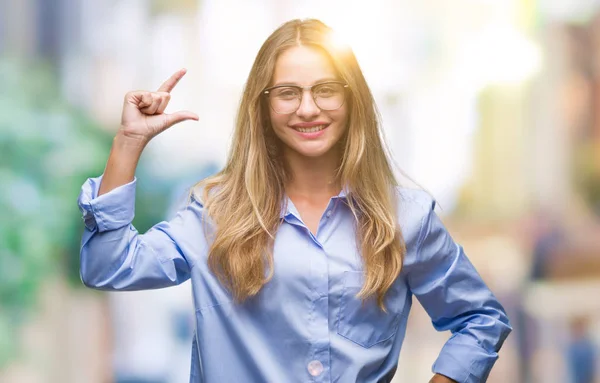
xmin=193 ymin=19 xmax=406 ymax=310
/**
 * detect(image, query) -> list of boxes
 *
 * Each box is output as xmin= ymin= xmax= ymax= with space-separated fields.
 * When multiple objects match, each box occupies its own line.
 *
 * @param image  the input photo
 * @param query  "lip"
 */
xmin=290 ymin=121 xmax=329 ymax=128
xmin=289 ymin=123 xmax=329 ymax=139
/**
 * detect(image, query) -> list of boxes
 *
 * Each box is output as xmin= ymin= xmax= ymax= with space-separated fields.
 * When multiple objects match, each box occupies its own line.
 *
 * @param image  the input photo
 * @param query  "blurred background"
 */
xmin=1 ymin=0 xmax=600 ymax=382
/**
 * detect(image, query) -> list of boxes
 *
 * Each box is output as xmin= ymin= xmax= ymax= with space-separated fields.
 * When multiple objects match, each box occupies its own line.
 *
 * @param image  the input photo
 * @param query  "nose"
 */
xmin=295 ymin=89 xmax=320 ymax=119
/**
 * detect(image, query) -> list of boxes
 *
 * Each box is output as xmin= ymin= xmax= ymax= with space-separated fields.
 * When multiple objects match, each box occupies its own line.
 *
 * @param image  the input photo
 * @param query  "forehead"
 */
xmin=272 ymin=45 xmax=337 ymax=85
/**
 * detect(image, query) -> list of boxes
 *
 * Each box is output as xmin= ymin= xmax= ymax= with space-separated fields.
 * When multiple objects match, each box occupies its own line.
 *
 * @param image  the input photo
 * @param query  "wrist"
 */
xmin=114 ymin=130 xmax=148 ymax=152
xmin=429 ymin=374 xmax=457 ymax=383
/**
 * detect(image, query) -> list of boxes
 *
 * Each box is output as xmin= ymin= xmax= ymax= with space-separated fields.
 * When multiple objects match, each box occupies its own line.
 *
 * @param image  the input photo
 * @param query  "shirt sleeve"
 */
xmin=78 ymin=175 xmax=202 ymax=291
xmin=405 ymin=197 xmax=512 ymax=383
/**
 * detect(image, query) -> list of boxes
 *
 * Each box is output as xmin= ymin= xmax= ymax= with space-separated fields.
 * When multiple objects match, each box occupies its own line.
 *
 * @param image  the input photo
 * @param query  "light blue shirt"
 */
xmin=78 ymin=175 xmax=511 ymax=383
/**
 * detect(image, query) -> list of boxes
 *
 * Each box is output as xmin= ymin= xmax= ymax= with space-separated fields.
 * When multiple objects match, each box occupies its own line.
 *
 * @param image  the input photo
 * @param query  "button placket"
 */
xmin=305 ymin=246 xmax=331 ymax=382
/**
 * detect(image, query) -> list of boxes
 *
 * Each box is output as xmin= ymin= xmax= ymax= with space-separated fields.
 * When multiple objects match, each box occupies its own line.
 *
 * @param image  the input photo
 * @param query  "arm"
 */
xmin=405 ymin=197 xmax=512 ymax=383
xmin=78 ymin=174 xmax=204 ymax=291
xmin=79 ymin=69 xmax=200 ymax=291
xmin=99 ymin=68 xmax=198 ymax=197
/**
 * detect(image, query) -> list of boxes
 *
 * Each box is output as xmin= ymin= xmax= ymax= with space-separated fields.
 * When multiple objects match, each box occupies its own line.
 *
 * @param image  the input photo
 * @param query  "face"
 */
xmin=267 ymin=45 xmax=349 ymax=160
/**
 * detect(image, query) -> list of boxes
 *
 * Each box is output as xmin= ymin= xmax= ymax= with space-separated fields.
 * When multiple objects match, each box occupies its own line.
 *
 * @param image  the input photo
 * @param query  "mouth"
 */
xmin=291 ymin=124 xmax=329 ymax=133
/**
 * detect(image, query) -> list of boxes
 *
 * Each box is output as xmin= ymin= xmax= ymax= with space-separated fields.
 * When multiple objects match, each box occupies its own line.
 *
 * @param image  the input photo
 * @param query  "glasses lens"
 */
xmin=268 ymin=83 xmax=347 ymax=113
xmin=270 ymin=87 xmax=301 ymax=114
xmin=314 ymin=83 xmax=346 ymax=110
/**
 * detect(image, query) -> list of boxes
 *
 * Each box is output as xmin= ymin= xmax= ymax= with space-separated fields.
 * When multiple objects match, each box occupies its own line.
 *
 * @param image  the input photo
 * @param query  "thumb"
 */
xmin=163 ymin=110 xmax=199 ymax=129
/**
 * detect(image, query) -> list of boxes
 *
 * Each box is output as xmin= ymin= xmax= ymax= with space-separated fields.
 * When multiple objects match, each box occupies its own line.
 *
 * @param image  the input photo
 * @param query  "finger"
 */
xmin=156 ymin=92 xmax=171 ymax=114
xmin=163 ymin=110 xmax=199 ymax=129
xmin=140 ymin=100 xmax=159 ymax=115
xmin=157 ymin=68 xmax=187 ymax=93
xmin=133 ymin=91 xmax=153 ymax=108
xmin=141 ymin=93 xmax=166 ymax=115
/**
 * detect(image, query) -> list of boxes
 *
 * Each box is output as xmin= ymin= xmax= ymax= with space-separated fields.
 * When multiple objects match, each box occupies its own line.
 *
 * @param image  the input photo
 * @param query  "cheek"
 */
xmin=333 ymin=107 xmax=349 ymax=131
xmin=269 ymin=111 xmax=288 ymax=131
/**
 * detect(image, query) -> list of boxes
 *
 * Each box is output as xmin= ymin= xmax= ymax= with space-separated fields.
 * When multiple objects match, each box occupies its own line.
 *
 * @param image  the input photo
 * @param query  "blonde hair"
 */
xmin=193 ymin=19 xmax=406 ymax=310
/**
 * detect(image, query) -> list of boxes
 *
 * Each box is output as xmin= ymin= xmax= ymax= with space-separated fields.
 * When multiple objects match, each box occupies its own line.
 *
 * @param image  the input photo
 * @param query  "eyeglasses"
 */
xmin=263 ymin=81 xmax=349 ymax=114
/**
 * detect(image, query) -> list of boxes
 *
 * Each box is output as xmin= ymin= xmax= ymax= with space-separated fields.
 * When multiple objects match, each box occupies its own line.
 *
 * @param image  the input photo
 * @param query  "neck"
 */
xmin=283 ymin=147 xmax=342 ymax=198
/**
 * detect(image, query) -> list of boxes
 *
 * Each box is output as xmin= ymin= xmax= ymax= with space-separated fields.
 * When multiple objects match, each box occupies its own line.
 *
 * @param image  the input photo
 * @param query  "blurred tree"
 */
xmin=0 ymin=58 xmax=112 ymax=368
xmin=0 ymin=57 xmax=214 ymax=369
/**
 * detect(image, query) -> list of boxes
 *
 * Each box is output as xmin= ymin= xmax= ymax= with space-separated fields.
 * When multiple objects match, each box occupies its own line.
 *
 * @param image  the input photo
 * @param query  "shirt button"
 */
xmin=325 ymin=210 xmax=332 ymax=218
xmin=307 ymin=360 xmax=323 ymax=376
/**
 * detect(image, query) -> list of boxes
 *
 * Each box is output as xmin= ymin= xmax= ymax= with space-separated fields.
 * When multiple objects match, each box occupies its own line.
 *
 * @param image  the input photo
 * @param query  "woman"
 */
xmin=79 ymin=19 xmax=511 ymax=383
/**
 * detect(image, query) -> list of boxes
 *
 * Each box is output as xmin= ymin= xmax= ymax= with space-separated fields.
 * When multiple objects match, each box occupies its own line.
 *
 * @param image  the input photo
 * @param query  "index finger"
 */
xmin=157 ymin=68 xmax=187 ymax=93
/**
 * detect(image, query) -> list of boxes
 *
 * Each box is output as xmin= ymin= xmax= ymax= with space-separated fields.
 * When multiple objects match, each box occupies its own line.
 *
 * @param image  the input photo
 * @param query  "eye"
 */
xmin=273 ymin=87 xmax=299 ymax=100
xmin=317 ymin=87 xmax=334 ymax=95
xmin=314 ymin=84 xmax=341 ymax=97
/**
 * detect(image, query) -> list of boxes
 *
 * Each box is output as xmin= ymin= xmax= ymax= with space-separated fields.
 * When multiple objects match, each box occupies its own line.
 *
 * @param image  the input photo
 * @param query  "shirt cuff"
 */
xmin=78 ymin=175 xmax=136 ymax=232
xmin=432 ymin=333 xmax=499 ymax=383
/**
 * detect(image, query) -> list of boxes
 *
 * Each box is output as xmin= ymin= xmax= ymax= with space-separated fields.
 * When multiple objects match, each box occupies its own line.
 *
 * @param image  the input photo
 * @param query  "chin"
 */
xmin=293 ymin=145 xmax=333 ymax=158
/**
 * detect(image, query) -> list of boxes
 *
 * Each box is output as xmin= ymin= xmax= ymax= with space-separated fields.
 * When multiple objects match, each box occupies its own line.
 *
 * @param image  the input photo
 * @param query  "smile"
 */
xmin=292 ymin=124 xmax=328 ymax=133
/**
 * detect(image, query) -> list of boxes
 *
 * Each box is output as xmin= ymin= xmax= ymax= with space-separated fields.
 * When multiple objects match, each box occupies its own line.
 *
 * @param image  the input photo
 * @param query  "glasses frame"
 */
xmin=263 ymin=81 xmax=349 ymax=114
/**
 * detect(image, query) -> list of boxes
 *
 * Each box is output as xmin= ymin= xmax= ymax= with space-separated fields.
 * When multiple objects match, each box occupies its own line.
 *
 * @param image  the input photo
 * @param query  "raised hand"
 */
xmin=119 ymin=68 xmax=199 ymax=146
xmin=97 ymin=68 xmax=198 ymax=197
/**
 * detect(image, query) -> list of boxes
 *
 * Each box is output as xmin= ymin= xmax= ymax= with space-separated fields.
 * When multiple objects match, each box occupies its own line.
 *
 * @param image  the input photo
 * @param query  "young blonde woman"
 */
xmin=79 ymin=19 xmax=511 ymax=383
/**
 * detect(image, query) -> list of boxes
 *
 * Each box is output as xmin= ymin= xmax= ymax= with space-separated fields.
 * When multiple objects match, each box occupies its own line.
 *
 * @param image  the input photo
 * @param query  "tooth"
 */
xmin=296 ymin=125 xmax=325 ymax=133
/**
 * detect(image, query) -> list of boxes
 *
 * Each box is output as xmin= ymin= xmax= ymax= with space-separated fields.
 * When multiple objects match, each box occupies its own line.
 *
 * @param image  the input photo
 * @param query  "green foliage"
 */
xmin=0 ymin=57 xmax=212 ymax=369
xmin=0 ymin=59 xmax=112 ymax=367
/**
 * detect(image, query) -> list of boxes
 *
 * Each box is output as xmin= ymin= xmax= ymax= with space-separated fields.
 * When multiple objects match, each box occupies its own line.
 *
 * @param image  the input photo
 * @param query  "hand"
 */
xmin=119 ymin=68 xmax=199 ymax=147
xmin=429 ymin=374 xmax=458 ymax=383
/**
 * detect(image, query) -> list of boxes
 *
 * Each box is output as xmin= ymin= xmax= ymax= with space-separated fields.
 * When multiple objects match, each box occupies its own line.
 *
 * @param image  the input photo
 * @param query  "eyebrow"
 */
xmin=271 ymin=77 xmax=340 ymax=87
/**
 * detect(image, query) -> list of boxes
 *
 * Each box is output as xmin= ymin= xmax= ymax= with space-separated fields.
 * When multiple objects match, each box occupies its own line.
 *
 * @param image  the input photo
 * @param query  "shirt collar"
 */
xmin=279 ymin=186 xmax=349 ymax=219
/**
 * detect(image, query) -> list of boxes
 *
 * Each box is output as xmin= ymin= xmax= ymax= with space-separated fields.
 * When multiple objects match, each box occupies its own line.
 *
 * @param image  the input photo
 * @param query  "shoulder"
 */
xmin=394 ymin=186 xmax=436 ymax=222
xmin=164 ymin=185 xmax=209 ymax=229
xmin=179 ymin=183 xmax=222 ymax=230
xmin=393 ymin=186 xmax=437 ymax=249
